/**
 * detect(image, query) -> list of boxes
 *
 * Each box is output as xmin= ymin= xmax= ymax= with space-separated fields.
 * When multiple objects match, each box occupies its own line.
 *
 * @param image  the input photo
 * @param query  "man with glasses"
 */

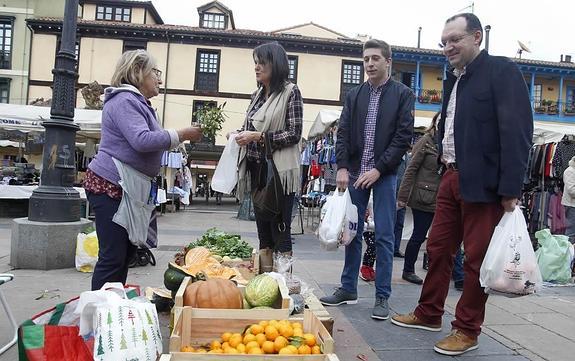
xmin=391 ymin=13 xmax=533 ymax=356
xmin=319 ymin=39 xmax=414 ymax=321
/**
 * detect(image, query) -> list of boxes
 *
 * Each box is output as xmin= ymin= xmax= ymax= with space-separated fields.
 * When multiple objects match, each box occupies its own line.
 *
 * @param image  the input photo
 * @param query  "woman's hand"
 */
xmin=226 ymin=130 xmax=238 ymax=140
xmin=235 ymin=131 xmax=262 ymax=146
xmin=177 ymin=126 xmax=203 ymax=142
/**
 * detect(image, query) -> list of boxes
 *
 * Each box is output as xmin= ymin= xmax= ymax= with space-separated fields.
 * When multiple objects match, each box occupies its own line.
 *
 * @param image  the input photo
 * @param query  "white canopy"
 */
xmin=307 ymin=109 xmax=341 ymax=139
xmin=0 ymin=103 xmax=101 ymax=140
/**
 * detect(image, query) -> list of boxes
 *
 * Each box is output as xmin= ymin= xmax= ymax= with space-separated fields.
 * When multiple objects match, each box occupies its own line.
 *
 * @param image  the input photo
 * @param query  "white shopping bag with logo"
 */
xmin=480 ymin=208 xmax=542 ymax=297
xmin=318 ymin=190 xmax=358 ymax=251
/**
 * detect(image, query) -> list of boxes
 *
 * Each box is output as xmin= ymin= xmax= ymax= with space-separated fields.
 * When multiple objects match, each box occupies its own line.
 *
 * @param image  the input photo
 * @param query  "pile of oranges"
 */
xmin=179 ymin=319 xmax=322 ymax=355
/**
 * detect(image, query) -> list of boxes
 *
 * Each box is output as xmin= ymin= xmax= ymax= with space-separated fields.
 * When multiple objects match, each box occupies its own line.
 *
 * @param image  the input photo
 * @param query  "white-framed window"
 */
xmin=202 ymin=13 xmax=225 ymax=29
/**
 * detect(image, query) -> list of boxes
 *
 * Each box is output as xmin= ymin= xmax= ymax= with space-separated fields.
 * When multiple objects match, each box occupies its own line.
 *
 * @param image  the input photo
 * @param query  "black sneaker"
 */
xmin=394 ymin=251 xmax=405 ymax=258
xmin=319 ymin=287 xmax=358 ymax=306
xmin=402 ymin=272 xmax=423 ymax=285
xmin=372 ymin=296 xmax=389 ymax=320
xmin=423 ymin=252 xmax=429 ymax=270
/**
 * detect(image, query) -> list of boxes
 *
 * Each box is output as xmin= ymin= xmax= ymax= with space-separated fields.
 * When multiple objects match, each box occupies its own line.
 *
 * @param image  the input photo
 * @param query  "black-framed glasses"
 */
xmin=439 ymin=33 xmax=474 ymax=48
xmin=152 ymin=68 xmax=163 ymax=79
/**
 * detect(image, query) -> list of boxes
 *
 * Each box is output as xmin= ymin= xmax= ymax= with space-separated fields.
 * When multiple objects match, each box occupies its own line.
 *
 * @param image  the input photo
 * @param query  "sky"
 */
xmin=150 ymin=0 xmax=574 ymax=63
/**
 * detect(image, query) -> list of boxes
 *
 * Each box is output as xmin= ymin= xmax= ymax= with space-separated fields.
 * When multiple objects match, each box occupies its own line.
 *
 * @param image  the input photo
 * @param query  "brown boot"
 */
xmin=434 ymin=329 xmax=478 ymax=356
xmin=259 ymin=248 xmax=273 ymax=274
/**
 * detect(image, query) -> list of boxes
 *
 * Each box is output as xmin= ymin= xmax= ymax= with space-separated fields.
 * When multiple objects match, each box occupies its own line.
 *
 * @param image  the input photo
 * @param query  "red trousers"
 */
xmin=414 ymin=169 xmax=504 ymax=338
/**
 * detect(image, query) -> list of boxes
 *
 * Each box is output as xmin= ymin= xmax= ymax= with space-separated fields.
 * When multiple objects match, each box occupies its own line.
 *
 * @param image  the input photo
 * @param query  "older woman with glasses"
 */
xmin=84 ymin=50 xmax=203 ymax=290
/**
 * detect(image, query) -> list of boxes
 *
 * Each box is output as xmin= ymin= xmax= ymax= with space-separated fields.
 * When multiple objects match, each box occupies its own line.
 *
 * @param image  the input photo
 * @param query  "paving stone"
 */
xmin=483 ymin=305 xmax=532 ymax=326
xmin=487 ymin=296 xmax=549 ymax=315
xmin=489 ymin=324 xmax=575 ymax=361
xmin=518 ymin=312 xmax=575 ymax=342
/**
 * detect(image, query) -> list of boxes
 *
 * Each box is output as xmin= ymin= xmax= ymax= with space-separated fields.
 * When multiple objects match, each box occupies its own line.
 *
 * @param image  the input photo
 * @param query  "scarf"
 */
xmin=237 ymin=82 xmax=300 ymax=200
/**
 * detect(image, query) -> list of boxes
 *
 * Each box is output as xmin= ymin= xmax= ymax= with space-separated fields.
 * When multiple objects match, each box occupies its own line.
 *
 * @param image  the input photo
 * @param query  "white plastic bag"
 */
xmin=75 ymin=282 xmax=162 ymax=360
xmin=75 ymin=230 xmax=99 ymax=273
xmin=317 ymin=189 xmax=358 ymax=251
xmin=480 ymin=208 xmax=542 ymax=296
xmin=211 ymin=133 xmax=240 ymax=194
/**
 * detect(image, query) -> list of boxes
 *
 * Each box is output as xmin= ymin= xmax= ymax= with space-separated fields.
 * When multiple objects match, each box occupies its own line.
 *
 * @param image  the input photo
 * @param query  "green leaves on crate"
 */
xmin=186 ymin=228 xmax=253 ymax=259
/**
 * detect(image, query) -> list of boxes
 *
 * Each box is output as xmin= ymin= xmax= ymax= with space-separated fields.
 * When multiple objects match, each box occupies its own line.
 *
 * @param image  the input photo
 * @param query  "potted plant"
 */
xmin=419 ymin=93 xmax=430 ymax=103
xmin=546 ymin=100 xmax=558 ymax=115
xmin=565 ymin=105 xmax=575 ymax=116
xmin=428 ymin=89 xmax=441 ymax=104
xmin=534 ymin=101 xmax=546 ymax=114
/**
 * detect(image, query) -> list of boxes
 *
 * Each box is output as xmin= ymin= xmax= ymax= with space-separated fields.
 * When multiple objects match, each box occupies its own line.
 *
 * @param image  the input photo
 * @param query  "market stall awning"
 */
xmin=308 ymin=109 xmax=341 ymax=139
xmin=0 ymin=103 xmax=101 ymax=141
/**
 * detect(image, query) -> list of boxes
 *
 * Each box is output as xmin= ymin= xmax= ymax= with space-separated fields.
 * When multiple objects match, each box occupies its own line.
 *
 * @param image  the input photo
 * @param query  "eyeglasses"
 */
xmin=439 ymin=33 xmax=474 ymax=48
xmin=152 ymin=68 xmax=163 ymax=79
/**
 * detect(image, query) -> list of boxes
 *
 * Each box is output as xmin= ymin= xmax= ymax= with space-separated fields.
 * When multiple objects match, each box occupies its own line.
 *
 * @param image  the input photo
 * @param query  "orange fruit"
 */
xmin=279 ymin=324 xmax=294 ymax=338
xmin=224 ymin=347 xmax=239 ymax=354
xmin=269 ymin=320 xmax=279 ymax=328
xmin=291 ymin=322 xmax=303 ymax=329
xmin=221 ymin=342 xmax=230 ymax=350
xmin=264 ymin=325 xmax=279 ymax=341
xmin=278 ymin=347 xmax=294 ymax=354
xmin=243 ymin=333 xmax=256 ymax=344
xmin=262 ymin=340 xmax=275 ymax=354
xmin=245 ymin=341 xmax=260 ymax=352
xmin=303 ymin=333 xmax=317 ymax=347
xmin=180 ymin=345 xmax=194 ymax=352
xmin=273 ymin=336 xmax=289 ymax=352
xmin=229 ymin=334 xmax=243 ymax=348
xmin=298 ymin=344 xmax=312 ymax=354
xmin=221 ymin=332 xmax=232 ymax=342
xmin=286 ymin=345 xmax=298 ymax=354
xmin=208 ymin=349 xmax=223 ymax=354
xmin=196 ymin=348 xmax=207 ymax=353
xmin=312 ymin=345 xmax=321 ymax=354
xmin=248 ymin=347 xmax=264 ymax=354
xmin=293 ymin=328 xmax=303 ymax=337
xmin=255 ymin=333 xmax=267 ymax=346
xmin=236 ymin=343 xmax=246 ymax=353
xmin=210 ymin=340 xmax=222 ymax=350
xmin=258 ymin=320 xmax=269 ymax=328
xmin=250 ymin=324 xmax=264 ymax=335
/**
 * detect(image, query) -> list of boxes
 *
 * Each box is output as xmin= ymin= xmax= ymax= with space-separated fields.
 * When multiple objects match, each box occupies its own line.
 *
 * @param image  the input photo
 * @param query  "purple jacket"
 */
xmin=88 ymin=86 xmax=178 ymax=185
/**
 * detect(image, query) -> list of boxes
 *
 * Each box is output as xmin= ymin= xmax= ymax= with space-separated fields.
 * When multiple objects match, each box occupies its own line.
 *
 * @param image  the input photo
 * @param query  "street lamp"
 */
xmin=28 ymin=0 xmax=80 ymax=222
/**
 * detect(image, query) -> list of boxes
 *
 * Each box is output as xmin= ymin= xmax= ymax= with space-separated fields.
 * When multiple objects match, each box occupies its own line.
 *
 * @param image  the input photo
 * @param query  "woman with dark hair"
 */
xmin=235 ymin=42 xmax=303 ymax=272
xmin=397 ymin=112 xmax=442 ymax=284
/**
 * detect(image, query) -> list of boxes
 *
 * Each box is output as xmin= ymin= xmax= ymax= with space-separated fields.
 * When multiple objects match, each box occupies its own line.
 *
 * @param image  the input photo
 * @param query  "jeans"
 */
xmin=452 ymin=247 xmax=464 ymax=282
xmin=403 ymin=209 xmax=434 ymax=273
xmin=88 ymin=192 xmax=137 ymax=291
xmin=341 ymin=174 xmax=397 ymax=299
xmin=394 ymin=207 xmax=407 ymax=253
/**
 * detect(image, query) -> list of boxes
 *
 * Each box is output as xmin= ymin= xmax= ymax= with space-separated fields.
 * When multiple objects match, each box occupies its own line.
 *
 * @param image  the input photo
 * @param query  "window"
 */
xmin=0 ymin=17 xmax=13 ymax=69
xmin=123 ymin=39 xmax=147 ymax=53
xmin=202 ymin=13 xmax=225 ymax=29
xmin=0 ymin=78 xmax=10 ymax=103
xmin=533 ymin=84 xmax=542 ymax=108
xmin=340 ymin=61 xmax=363 ymax=100
xmin=401 ymin=72 xmax=415 ymax=91
xmin=567 ymin=87 xmax=575 ymax=111
xmin=96 ymin=6 xmax=131 ymax=22
xmin=195 ymin=50 xmax=220 ymax=92
xmin=288 ymin=56 xmax=298 ymax=83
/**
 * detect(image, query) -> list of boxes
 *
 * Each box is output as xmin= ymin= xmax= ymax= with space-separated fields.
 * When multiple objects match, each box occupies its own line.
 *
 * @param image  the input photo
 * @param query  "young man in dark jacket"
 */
xmin=320 ymin=39 xmax=415 ymax=320
xmin=391 ymin=13 xmax=533 ymax=356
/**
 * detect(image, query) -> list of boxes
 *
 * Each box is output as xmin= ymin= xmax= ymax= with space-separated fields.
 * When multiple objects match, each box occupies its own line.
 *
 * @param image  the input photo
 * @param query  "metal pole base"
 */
xmin=28 ymin=186 xmax=81 ymax=222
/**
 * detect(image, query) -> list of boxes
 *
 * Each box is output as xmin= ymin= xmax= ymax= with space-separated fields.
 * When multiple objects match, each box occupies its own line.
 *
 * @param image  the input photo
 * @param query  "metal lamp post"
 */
xmin=28 ymin=0 xmax=80 ymax=222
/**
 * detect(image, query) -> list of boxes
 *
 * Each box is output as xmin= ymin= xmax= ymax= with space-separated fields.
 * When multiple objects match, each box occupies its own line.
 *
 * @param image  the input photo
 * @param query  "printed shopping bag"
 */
xmin=76 ymin=283 xmax=162 ymax=361
xmin=480 ymin=208 xmax=542 ymax=296
xmin=317 ymin=189 xmax=358 ymax=251
xmin=75 ymin=230 xmax=99 ymax=273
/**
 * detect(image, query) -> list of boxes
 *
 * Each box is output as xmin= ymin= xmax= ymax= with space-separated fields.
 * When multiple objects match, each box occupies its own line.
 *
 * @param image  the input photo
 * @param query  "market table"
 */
xmin=0 ymin=185 xmax=87 ymax=218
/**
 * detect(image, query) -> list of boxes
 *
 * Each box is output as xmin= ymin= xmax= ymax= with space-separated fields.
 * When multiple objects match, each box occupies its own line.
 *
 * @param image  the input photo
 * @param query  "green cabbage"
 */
xmin=245 ymin=274 xmax=280 ymax=307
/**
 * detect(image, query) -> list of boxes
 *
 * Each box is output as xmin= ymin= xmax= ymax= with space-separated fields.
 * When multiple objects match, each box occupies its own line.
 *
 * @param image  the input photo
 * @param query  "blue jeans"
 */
xmin=341 ymin=174 xmax=397 ymax=299
xmin=452 ymin=247 xmax=464 ymax=282
xmin=403 ymin=209 xmax=435 ymax=273
xmin=394 ymin=207 xmax=406 ymax=253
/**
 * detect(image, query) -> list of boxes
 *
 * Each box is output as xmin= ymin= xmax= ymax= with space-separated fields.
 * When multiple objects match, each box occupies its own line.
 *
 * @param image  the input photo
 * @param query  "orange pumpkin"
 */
xmin=183 ymin=279 xmax=243 ymax=309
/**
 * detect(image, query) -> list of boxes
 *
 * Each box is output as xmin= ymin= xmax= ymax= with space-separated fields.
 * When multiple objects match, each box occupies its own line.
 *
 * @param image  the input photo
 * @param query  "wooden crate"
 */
xmin=169 ymin=309 xmax=338 ymax=360
xmin=289 ymin=293 xmax=334 ymax=335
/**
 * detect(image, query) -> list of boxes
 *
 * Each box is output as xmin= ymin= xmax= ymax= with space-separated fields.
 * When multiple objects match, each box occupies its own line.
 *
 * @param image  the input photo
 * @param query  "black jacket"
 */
xmin=336 ymin=79 xmax=415 ymax=176
xmin=438 ymin=50 xmax=533 ymax=203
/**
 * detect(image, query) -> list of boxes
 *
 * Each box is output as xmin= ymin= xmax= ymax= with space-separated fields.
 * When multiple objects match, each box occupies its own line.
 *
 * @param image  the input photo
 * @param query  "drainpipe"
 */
xmin=162 ymin=30 xmax=170 ymax=127
xmin=484 ymin=25 xmax=491 ymax=52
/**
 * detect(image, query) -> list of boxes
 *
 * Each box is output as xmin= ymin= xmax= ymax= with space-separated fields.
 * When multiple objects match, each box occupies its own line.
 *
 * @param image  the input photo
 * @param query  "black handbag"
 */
xmin=252 ymin=133 xmax=286 ymax=227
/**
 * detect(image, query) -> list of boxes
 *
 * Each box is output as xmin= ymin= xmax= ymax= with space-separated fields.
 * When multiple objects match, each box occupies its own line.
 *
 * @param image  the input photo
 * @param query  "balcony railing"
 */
xmin=534 ymin=100 xmax=575 ymax=117
xmin=418 ymin=89 xmax=443 ymax=104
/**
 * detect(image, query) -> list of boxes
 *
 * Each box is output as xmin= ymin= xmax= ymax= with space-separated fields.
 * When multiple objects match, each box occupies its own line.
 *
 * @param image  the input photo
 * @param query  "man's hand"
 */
xmin=336 ymin=168 xmax=349 ymax=191
xmin=226 ymin=130 xmax=238 ymax=140
xmin=354 ymin=169 xmax=381 ymax=189
xmin=397 ymin=200 xmax=407 ymax=209
xmin=235 ymin=131 xmax=261 ymax=146
xmin=501 ymin=197 xmax=518 ymax=212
